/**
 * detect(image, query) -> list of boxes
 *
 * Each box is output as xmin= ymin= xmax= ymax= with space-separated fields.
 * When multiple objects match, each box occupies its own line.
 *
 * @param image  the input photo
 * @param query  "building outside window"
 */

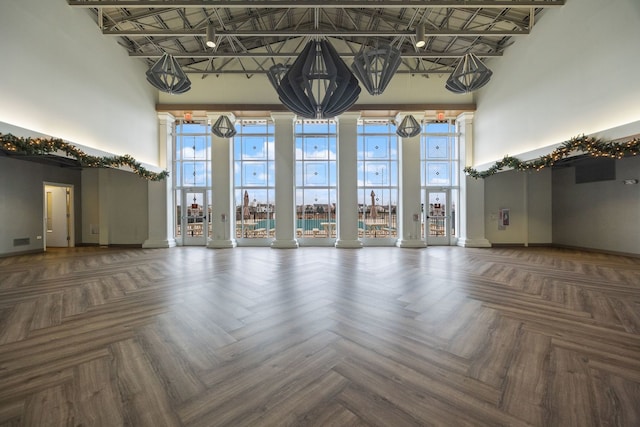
xmin=170 ymin=115 xmax=461 ymax=247
xmin=420 ymin=120 xmax=459 ymax=245
xmin=357 ymin=119 xmax=398 ymax=241
xmin=295 ymin=119 xmax=337 ymax=239
xmin=233 ymin=119 xmax=275 ymax=240
xmin=173 ymin=120 xmax=212 ymax=245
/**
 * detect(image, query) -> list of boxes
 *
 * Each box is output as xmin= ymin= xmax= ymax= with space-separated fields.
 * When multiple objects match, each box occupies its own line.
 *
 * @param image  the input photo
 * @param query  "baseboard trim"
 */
xmin=456 ymin=238 xmax=491 ymax=248
xmin=77 ymin=243 xmax=144 ymax=248
xmin=550 ymin=244 xmax=640 ymax=259
xmin=0 ymin=248 xmax=44 ymax=258
xmin=490 ymin=243 xmax=550 ymax=248
xmin=489 ymin=243 xmax=639 ymax=258
xmin=143 ymin=238 xmax=177 ymax=249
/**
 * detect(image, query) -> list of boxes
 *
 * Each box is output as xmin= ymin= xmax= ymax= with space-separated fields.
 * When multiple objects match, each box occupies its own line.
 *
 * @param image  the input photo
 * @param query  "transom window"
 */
xmin=421 ymin=121 xmax=458 ymax=186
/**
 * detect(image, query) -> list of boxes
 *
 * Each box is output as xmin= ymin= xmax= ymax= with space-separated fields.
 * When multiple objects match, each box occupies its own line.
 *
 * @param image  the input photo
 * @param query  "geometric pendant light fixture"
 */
xmin=145 ymin=52 xmax=191 ymax=94
xmin=445 ymin=52 xmax=493 ymax=94
xmin=269 ymin=39 xmax=361 ymax=119
xmin=396 ymin=114 xmax=422 ymax=138
xmin=351 ymin=44 xmax=402 ymax=96
xmin=211 ymin=115 xmax=237 ymax=138
xmin=266 ymin=64 xmax=289 ymax=92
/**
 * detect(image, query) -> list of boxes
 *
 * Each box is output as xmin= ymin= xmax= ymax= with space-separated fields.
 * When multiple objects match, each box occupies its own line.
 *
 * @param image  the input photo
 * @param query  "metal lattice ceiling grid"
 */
xmin=68 ymin=1 xmax=565 ymax=78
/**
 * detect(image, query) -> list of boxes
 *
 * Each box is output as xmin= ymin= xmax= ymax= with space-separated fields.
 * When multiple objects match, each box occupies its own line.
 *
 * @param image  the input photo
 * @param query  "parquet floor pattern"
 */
xmin=0 ymin=246 xmax=639 ymax=426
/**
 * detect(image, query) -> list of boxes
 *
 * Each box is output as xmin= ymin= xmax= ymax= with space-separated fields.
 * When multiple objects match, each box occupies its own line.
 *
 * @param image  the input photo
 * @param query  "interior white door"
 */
xmin=45 ymin=185 xmax=70 ymax=247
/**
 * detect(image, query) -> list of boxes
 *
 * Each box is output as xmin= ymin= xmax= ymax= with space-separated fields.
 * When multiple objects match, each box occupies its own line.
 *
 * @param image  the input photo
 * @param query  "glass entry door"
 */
xmin=423 ymin=189 xmax=454 ymax=245
xmin=181 ymin=190 xmax=208 ymax=245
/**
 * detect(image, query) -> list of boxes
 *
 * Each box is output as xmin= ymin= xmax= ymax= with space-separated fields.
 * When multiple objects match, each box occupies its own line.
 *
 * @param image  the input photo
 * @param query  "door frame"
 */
xmin=43 ymin=182 xmax=75 ymax=250
xmin=423 ymin=187 xmax=456 ymax=246
xmin=180 ymin=188 xmax=209 ymax=246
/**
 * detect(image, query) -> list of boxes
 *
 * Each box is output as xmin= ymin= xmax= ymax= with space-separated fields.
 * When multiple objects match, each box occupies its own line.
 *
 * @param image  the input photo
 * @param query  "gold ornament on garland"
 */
xmin=0 ymin=133 xmax=169 ymax=181
xmin=463 ymin=134 xmax=640 ymax=179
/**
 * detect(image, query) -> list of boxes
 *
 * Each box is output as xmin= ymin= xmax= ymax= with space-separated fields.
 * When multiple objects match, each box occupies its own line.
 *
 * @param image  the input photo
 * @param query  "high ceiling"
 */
xmin=69 ymin=1 xmax=565 ymax=77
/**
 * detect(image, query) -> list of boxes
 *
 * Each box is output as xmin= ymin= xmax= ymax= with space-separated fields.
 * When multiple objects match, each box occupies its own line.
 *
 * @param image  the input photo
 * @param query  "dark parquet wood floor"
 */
xmin=0 ymin=246 xmax=639 ymax=426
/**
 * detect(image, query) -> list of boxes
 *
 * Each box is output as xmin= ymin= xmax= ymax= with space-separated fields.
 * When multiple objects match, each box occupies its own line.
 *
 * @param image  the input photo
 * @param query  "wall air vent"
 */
xmin=575 ymin=157 xmax=616 ymax=184
xmin=13 ymin=238 xmax=30 ymax=246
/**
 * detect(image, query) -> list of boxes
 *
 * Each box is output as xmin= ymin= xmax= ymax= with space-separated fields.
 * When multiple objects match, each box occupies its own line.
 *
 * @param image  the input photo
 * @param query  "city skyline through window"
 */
xmin=357 ymin=120 xmax=398 ymax=239
xmin=171 ymin=117 xmax=461 ymax=245
xmin=234 ymin=119 xmax=275 ymax=239
xmin=173 ymin=121 xmax=212 ymax=243
xmin=421 ymin=120 xmax=459 ymax=243
xmin=295 ymin=120 xmax=337 ymax=238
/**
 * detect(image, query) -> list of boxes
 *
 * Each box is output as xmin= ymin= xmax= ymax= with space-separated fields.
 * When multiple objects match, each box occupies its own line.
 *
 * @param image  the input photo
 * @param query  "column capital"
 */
xmin=336 ymin=111 xmax=361 ymax=122
xmin=270 ymin=112 xmax=296 ymax=122
xmin=157 ymin=112 xmax=175 ymax=123
xmin=456 ymin=111 xmax=475 ymax=124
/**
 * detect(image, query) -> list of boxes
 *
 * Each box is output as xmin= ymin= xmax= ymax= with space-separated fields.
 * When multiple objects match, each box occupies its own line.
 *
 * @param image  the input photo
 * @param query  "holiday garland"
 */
xmin=3 ymin=132 xmax=637 ymax=181
xmin=0 ymin=133 xmax=169 ymax=181
xmin=463 ymin=135 xmax=640 ymax=179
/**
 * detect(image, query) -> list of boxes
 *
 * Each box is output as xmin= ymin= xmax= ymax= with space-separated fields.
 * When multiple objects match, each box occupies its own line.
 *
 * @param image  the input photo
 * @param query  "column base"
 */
xmin=395 ymin=239 xmax=427 ymax=248
xmin=335 ymin=239 xmax=363 ymax=249
xmin=271 ymin=239 xmax=299 ymax=249
xmin=142 ymin=238 xmax=177 ymax=249
xmin=207 ymin=239 xmax=237 ymax=249
xmin=457 ymin=238 xmax=492 ymax=248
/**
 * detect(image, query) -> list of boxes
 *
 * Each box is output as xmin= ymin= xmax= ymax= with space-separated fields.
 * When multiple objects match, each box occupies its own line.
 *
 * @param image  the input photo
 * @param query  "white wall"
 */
xmin=81 ymin=169 xmax=100 ymax=245
xmin=81 ymin=168 xmax=149 ymax=246
xmin=0 ymin=0 xmax=160 ymax=166
xmin=0 ymin=154 xmax=149 ymax=256
xmin=552 ymin=156 xmax=640 ymax=255
xmin=473 ymin=0 xmax=640 ymax=166
xmin=108 ymin=170 xmax=149 ymax=244
xmin=484 ymin=169 xmax=552 ymax=245
xmin=0 ymin=156 xmax=82 ymax=256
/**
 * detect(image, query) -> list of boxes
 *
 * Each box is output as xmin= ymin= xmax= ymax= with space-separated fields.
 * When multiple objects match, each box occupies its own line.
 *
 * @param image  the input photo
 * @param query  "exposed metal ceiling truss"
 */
xmin=68 ymin=0 xmax=565 ymax=77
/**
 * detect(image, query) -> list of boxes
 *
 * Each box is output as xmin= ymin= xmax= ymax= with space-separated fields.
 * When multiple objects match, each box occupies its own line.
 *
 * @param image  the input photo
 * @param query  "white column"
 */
xmin=143 ymin=112 xmax=176 ymax=248
xmin=396 ymin=113 xmax=427 ymax=248
xmin=271 ymin=112 xmax=298 ymax=249
xmin=335 ymin=112 xmax=363 ymax=249
xmin=456 ymin=112 xmax=491 ymax=247
xmin=207 ymin=113 xmax=237 ymax=249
